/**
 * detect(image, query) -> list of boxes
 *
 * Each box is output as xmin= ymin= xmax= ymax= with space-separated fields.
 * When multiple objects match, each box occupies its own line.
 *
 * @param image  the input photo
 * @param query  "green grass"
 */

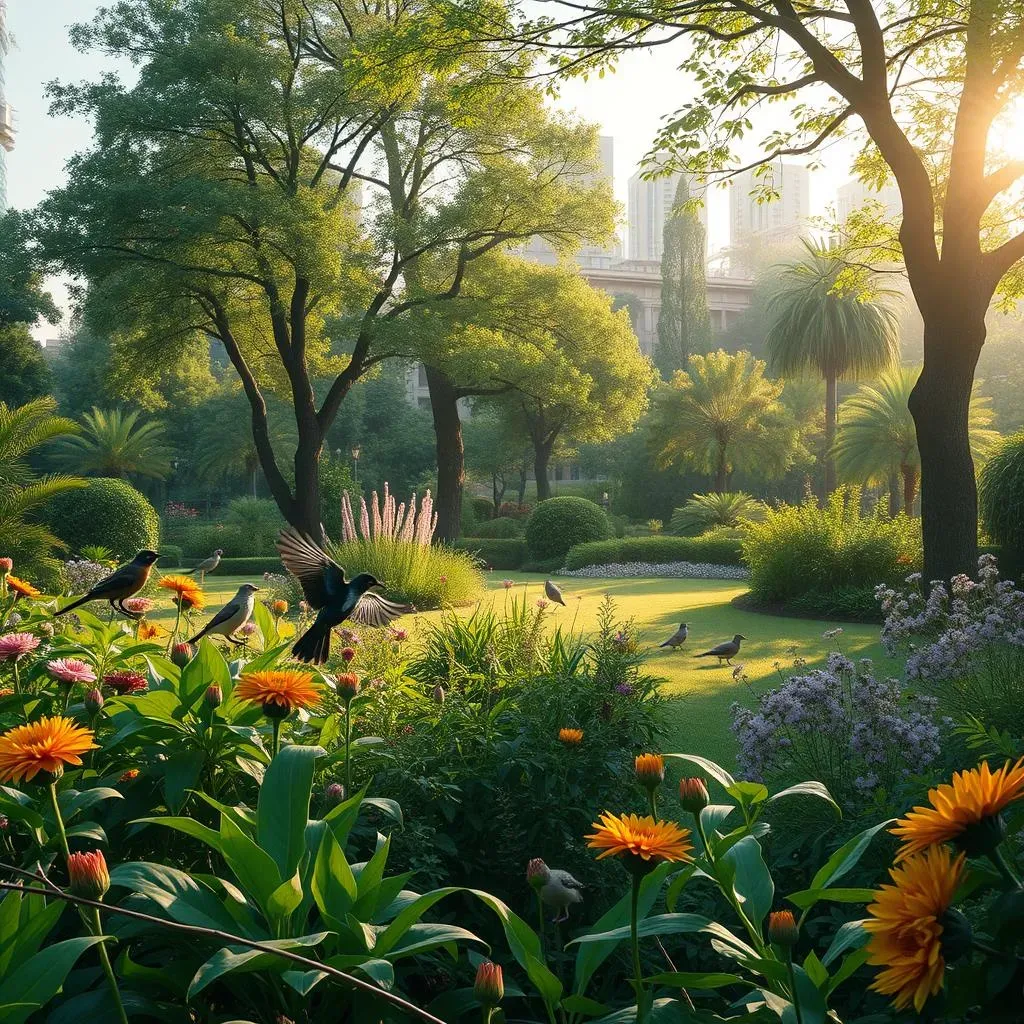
xmin=152 ymin=569 xmax=900 ymax=768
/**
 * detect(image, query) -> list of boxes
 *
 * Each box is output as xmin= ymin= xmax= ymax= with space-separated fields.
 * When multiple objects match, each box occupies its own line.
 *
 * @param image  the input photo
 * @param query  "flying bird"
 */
xmin=276 ymin=526 xmax=414 ymax=664
xmin=659 ymin=623 xmax=688 ymax=649
xmin=696 ymin=634 xmax=747 ymax=666
xmin=187 ymin=583 xmax=259 ymax=645
xmin=544 ymin=580 xmax=566 ymax=606
xmin=188 ymin=549 xmax=223 ymax=582
xmin=58 ymin=551 xmax=163 ymax=618
xmin=534 ymin=860 xmax=584 ymax=923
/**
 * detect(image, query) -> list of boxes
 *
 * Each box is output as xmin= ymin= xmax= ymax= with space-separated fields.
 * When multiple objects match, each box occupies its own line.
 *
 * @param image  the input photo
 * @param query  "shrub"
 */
xmin=564 ymin=534 xmax=745 ymax=569
xmin=453 ymin=537 xmax=526 ymax=569
xmin=742 ymin=487 xmax=919 ymax=608
xmin=222 ymin=497 xmax=285 ymax=550
xmin=159 ymin=543 xmax=184 ymax=567
xmin=177 ymin=522 xmax=262 ymax=558
xmin=466 ymin=516 xmax=522 ymax=539
xmin=48 ymin=477 xmax=160 ymax=560
xmin=979 ymin=431 xmax=1024 ymax=559
xmin=470 ymin=496 xmax=494 ymax=521
xmin=524 ymin=496 xmax=609 ymax=562
xmin=497 ymin=501 xmax=532 ymax=519
xmin=210 ymin=556 xmax=283 ymax=576
xmin=670 ymin=491 xmax=766 ymax=535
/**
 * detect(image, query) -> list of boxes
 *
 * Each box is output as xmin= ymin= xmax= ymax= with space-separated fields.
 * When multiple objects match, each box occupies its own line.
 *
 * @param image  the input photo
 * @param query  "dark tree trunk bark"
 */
xmin=534 ymin=442 xmax=554 ymax=501
xmin=824 ymin=369 xmax=838 ymax=498
xmin=901 ymin=464 xmax=918 ymax=516
xmin=887 ymin=471 xmax=901 ymax=518
xmin=425 ymin=365 xmax=465 ymax=542
xmin=909 ymin=312 xmax=986 ymax=583
xmin=492 ymin=474 xmax=506 ymax=508
xmin=517 ymin=468 xmax=527 ymax=505
xmin=292 ymin=437 xmax=324 ymax=539
xmin=714 ymin=457 xmax=728 ymax=494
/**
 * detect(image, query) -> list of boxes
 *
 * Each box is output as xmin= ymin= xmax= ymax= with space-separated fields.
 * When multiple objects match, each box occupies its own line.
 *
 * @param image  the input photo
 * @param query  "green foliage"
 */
xmin=524 ymin=496 xmax=610 ymax=562
xmin=743 ymin=488 xmax=920 ymax=609
xmin=670 ymin=492 xmax=767 ymax=535
xmin=979 ymin=431 xmax=1024 ymax=558
xmin=0 ymin=327 xmax=54 ymax=408
xmin=452 ymin=537 xmax=526 ymax=569
xmin=53 ymin=408 xmax=173 ymax=481
xmin=470 ymin=497 xmax=495 ymax=521
xmin=0 ymin=210 xmax=59 ymax=330
xmin=210 ymin=556 xmax=284 ymax=575
xmin=564 ymin=534 xmax=745 ymax=570
xmin=158 ymin=543 xmax=184 ymax=568
xmin=48 ymin=477 xmax=160 ymax=561
xmin=466 ymin=516 xmax=522 ymax=539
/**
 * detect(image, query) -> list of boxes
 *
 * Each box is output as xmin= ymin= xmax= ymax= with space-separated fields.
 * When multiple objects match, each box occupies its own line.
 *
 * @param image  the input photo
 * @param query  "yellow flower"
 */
xmin=891 ymin=758 xmax=1024 ymax=859
xmin=6 ymin=575 xmax=41 ymax=600
xmin=236 ymin=669 xmax=322 ymax=718
xmin=634 ymin=753 xmax=665 ymax=790
xmin=587 ymin=811 xmax=693 ymax=865
xmin=558 ymin=728 xmax=583 ymax=745
xmin=864 ymin=845 xmax=965 ymax=1013
xmin=137 ymin=620 xmax=164 ymax=641
xmin=0 ymin=716 xmax=97 ymax=783
xmin=158 ymin=574 xmax=204 ymax=608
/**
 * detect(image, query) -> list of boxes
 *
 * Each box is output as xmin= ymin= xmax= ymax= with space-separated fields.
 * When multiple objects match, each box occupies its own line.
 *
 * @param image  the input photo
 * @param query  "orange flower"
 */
xmin=864 ymin=845 xmax=965 ymax=1013
xmin=6 ymin=575 xmax=41 ymax=600
xmin=158 ymin=574 xmax=204 ymax=610
xmin=587 ymin=811 xmax=693 ymax=865
xmin=558 ymin=728 xmax=583 ymax=745
xmin=67 ymin=849 xmax=110 ymax=900
xmin=891 ymin=758 xmax=1024 ymax=859
xmin=0 ymin=716 xmax=97 ymax=783
xmin=137 ymin=620 xmax=164 ymax=641
xmin=634 ymin=753 xmax=665 ymax=790
xmin=767 ymin=910 xmax=799 ymax=947
xmin=236 ymin=669 xmax=322 ymax=718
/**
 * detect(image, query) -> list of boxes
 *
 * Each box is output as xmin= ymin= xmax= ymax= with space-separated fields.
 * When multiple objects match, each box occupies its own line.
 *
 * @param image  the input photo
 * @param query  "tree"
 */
xmin=0 ymin=210 xmax=59 ymax=330
xmin=54 ymin=408 xmax=173 ymax=481
xmin=656 ymin=175 xmax=710 ymax=375
xmin=764 ymin=243 xmax=900 ymax=496
xmin=834 ymin=366 xmax=999 ymax=515
xmin=669 ymin=491 xmax=767 ymax=535
xmin=463 ymin=407 xmax=532 ymax=508
xmin=510 ymin=1 xmax=1024 ymax=582
xmin=648 ymin=349 xmax=799 ymax=492
xmin=0 ymin=328 xmax=53 ymax=408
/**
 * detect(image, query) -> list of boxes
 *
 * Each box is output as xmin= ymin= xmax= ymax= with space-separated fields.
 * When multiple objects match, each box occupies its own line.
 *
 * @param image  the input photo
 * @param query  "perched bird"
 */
xmin=276 ymin=526 xmax=414 ymax=665
xmin=188 ymin=549 xmax=223 ymax=582
xmin=659 ymin=622 xmax=688 ymax=649
xmin=535 ymin=861 xmax=584 ymax=923
xmin=187 ymin=583 xmax=259 ymax=645
xmin=544 ymin=580 xmax=566 ymax=606
xmin=696 ymin=633 xmax=747 ymax=666
xmin=58 ymin=551 xmax=163 ymax=618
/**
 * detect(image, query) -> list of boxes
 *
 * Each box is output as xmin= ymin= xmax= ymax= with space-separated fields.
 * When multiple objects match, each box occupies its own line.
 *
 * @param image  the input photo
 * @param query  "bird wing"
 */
xmin=349 ymin=592 xmax=415 ymax=627
xmin=199 ymin=599 xmax=243 ymax=635
xmin=276 ymin=527 xmax=345 ymax=608
xmin=86 ymin=563 xmax=140 ymax=599
xmin=550 ymin=869 xmax=584 ymax=890
xmin=703 ymin=641 xmax=732 ymax=656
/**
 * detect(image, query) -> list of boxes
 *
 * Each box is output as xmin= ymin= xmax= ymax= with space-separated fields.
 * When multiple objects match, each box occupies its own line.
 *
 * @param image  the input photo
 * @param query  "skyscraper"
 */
xmin=627 ymin=163 xmax=707 ymax=262
xmin=836 ymin=178 xmax=902 ymax=223
xmin=728 ymin=162 xmax=809 ymax=247
xmin=0 ymin=1 xmax=13 ymax=211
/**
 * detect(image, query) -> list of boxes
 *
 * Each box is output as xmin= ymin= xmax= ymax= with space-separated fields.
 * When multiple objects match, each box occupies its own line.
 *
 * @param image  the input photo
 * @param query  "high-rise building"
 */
xmin=729 ymin=162 xmax=809 ymax=247
xmin=836 ymin=178 xmax=902 ymax=223
xmin=0 ymin=2 xmax=13 ymax=211
xmin=627 ymin=163 xmax=707 ymax=262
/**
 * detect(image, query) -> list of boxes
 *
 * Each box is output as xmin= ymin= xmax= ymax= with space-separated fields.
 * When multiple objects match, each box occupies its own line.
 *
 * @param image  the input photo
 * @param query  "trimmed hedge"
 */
xmin=468 ymin=517 xmax=523 ymax=539
xmin=204 ymin=556 xmax=284 ymax=577
xmin=159 ymin=544 xmax=184 ymax=568
xmin=524 ymin=496 xmax=610 ymax=562
xmin=49 ymin=478 xmax=160 ymax=561
xmin=564 ymin=534 xmax=745 ymax=570
xmin=453 ymin=538 xmax=526 ymax=570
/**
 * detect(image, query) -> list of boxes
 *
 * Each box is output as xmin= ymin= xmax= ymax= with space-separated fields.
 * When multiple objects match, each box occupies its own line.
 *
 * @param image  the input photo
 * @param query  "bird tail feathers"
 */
xmin=293 ymin=620 xmax=331 ymax=665
xmin=58 ymin=594 xmax=90 ymax=616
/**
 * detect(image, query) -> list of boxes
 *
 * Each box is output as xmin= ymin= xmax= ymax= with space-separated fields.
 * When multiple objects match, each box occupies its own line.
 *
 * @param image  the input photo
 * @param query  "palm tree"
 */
xmin=833 ymin=366 xmax=999 ymax=515
xmin=764 ymin=242 xmax=901 ymax=496
xmin=54 ymin=407 xmax=173 ymax=480
xmin=648 ymin=349 xmax=799 ymax=492
xmin=0 ymin=397 xmax=86 ymax=583
xmin=669 ymin=491 xmax=767 ymax=535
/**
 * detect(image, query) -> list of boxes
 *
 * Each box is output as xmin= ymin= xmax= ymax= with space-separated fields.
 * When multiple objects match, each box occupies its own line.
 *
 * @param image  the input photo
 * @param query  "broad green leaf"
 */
xmin=726 ymin=781 xmax=769 ymax=808
xmin=237 ymin=641 xmax=292 ymax=673
xmin=281 ymin=968 xmax=329 ymax=995
xmin=162 ymin=751 xmax=205 ymax=814
xmin=560 ymin=994 xmax=612 ymax=1015
xmin=809 ymin=820 xmax=894 ymax=891
xmin=569 ymin=913 xmax=713 ymax=945
xmin=181 ymin=639 xmax=232 ymax=707
xmin=0 ymin=788 xmax=43 ymax=829
xmin=131 ymin=816 xmax=223 ymax=854
xmin=0 ymin=894 xmax=63 ymax=975
xmin=664 ymin=753 xmax=736 ymax=789
xmin=59 ymin=787 xmax=122 ymax=820
xmin=826 ymin=949 xmax=870 ymax=994
xmin=822 ymin=920 xmax=868 ymax=968
xmin=769 ymin=781 xmax=841 ymax=818
xmin=257 ymin=744 xmax=323 ymax=878
xmin=361 ymin=796 xmax=403 ymax=826
xmin=221 ymin=813 xmax=283 ymax=911
xmin=109 ymin=862 xmax=243 ymax=933
xmin=352 ymin=835 xmax=391 ymax=919
xmin=722 ymin=836 xmax=774 ymax=931
xmin=699 ymin=804 xmax=735 ymax=838
xmin=188 ymin=933 xmax=328 ymax=998
xmin=266 ymin=872 xmax=304 ymax=928
xmin=590 ymin=998 xmax=680 ymax=1024
xmin=645 ymin=971 xmax=745 ymax=989
xmin=311 ymin=828 xmax=357 ymax=924
xmin=665 ymin=864 xmax=697 ymax=912
xmin=786 ymin=887 xmax=875 ymax=910
xmin=0 ymin=935 xmax=107 ymax=1024
xmin=252 ymin=600 xmax=278 ymax=648
xmin=324 ymin=955 xmax=396 ymax=989
xmin=386 ymin=922 xmax=483 ymax=960
xmin=802 ymin=950 xmax=828 ymax=989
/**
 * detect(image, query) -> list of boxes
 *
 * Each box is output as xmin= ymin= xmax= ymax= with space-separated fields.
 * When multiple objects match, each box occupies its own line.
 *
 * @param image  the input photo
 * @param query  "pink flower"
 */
xmin=103 ymin=670 xmax=148 ymax=695
xmin=502 ymin=579 xmax=514 ymax=589
xmin=338 ymin=628 xmax=360 ymax=645
xmin=390 ymin=628 xmax=408 ymax=643
xmin=0 ymin=632 xmax=40 ymax=662
xmin=536 ymin=598 xmax=549 ymax=610
xmin=122 ymin=597 xmax=155 ymax=615
xmin=0 ymin=558 xmax=12 ymax=574
xmin=47 ymin=658 xmax=97 ymax=685
xmin=238 ymin=621 xmax=257 ymax=637
xmin=341 ymin=646 xmax=356 ymax=663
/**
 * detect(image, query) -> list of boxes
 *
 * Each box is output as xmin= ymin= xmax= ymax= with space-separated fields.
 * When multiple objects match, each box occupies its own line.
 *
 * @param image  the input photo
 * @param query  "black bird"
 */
xmin=696 ymin=633 xmax=746 ymax=666
xmin=59 ymin=550 xmax=163 ymax=617
xmin=276 ymin=527 xmax=414 ymax=664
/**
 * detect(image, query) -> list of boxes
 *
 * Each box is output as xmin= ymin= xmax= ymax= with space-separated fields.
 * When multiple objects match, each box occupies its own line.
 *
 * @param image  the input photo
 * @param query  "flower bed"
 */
xmin=562 ymin=559 xmax=750 ymax=580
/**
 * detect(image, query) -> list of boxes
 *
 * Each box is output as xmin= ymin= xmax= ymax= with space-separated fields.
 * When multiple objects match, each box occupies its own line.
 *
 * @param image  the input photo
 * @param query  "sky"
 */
xmin=3 ymin=0 xmax=856 ymax=337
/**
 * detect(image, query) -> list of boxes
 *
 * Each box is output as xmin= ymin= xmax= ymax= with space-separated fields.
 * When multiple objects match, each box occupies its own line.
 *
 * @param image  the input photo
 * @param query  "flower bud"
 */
xmin=678 ymin=777 xmax=710 ymax=814
xmin=0 ymin=814 xmax=8 ymax=830
xmin=767 ymin=910 xmax=799 ymax=948
xmin=119 ymin=769 xmax=139 ymax=783
xmin=83 ymin=688 xmax=104 ymax=716
xmin=473 ymin=961 xmax=504 ymax=1007
xmin=67 ymin=850 xmax=110 ymax=900
xmin=526 ymin=857 xmax=549 ymax=890
xmin=634 ymin=753 xmax=665 ymax=792
xmin=0 ymin=557 xmax=12 ymax=575
xmin=37 ymin=621 xmax=55 ymax=638
xmin=432 ymin=684 xmax=445 ymax=704
xmin=341 ymin=646 xmax=356 ymax=663
xmin=205 ymin=683 xmax=223 ymax=709
xmin=558 ymin=727 xmax=583 ymax=745
xmin=335 ymin=672 xmax=360 ymax=704
xmin=325 ymin=782 xmax=346 ymax=806
xmin=272 ymin=599 xmax=288 ymax=615
xmin=170 ymin=642 xmax=194 ymax=667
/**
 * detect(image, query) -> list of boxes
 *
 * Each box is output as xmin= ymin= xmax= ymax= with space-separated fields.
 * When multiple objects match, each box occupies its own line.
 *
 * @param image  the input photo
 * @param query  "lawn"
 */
xmin=152 ymin=570 xmax=902 ymax=767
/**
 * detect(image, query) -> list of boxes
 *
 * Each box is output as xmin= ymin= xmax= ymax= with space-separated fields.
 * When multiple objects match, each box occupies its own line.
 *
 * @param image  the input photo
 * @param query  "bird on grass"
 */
xmin=58 ymin=551 xmax=163 ymax=618
xmin=188 ymin=549 xmax=223 ymax=583
xmin=544 ymin=580 xmax=566 ymax=606
xmin=276 ymin=526 xmax=414 ymax=665
xmin=696 ymin=634 xmax=747 ymax=666
xmin=534 ymin=860 xmax=584 ymax=923
xmin=187 ymin=583 xmax=259 ymax=645
xmin=659 ymin=622 xmax=688 ymax=650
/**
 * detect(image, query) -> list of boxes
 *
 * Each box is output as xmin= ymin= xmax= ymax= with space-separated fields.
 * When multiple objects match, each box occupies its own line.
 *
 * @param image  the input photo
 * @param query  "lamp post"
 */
xmin=351 ymin=445 xmax=361 ymax=484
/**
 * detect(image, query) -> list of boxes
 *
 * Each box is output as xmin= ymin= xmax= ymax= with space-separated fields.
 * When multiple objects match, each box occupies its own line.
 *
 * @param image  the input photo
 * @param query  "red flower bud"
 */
xmin=205 ymin=683 xmax=223 ymax=709
xmin=473 ymin=961 xmax=504 ymax=1007
xmin=526 ymin=857 xmax=549 ymax=890
xmin=335 ymin=672 xmax=360 ymax=704
xmin=341 ymin=646 xmax=356 ymax=663
xmin=170 ymin=642 xmax=194 ymax=667
xmin=0 ymin=558 xmax=12 ymax=574
xmin=768 ymin=910 xmax=799 ymax=948
xmin=325 ymin=782 xmax=346 ymax=806
xmin=678 ymin=777 xmax=710 ymax=814
xmin=83 ymin=688 xmax=104 ymax=715
xmin=67 ymin=849 xmax=110 ymax=900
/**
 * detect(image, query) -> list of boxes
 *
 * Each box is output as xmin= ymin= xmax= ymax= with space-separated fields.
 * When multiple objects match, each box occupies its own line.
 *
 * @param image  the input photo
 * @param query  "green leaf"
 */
xmin=821 ymin=920 xmax=868 ymax=968
xmin=109 ymin=862 xmax=243 ymax=933
xmin=645 ymin=971 xmax=744 ymax=989
xmin=131 ymin=816 xmax=223 ymax=854
xmin=786 ymin=887 xmax=875 ymax=910
xmin=769 ymin=781 xmax=841 ymax=817
xmin=311 ymin=828 xmax=357 ymax=924
xmin=802 ymin=950 xmax=828 ymax=989
xmin=162 ymin=751 xmax=205 ymax=814
xmin=0 ymin=894 xmax=63 ymax=975
xmin=809 ymin=820 xmax=893 ymax=891
xmin=664 ymin=753 xmax=736 ymax=789
xmin=560 ymin=994 xmax=612 ymax=1016
xmin=0 ymin=935 xmax=107 ymax=1024
xmin=188 ymin=933 xmax=328 ymax=998
xmin=252 ymin=600 xmax=278 ymax=648
xmin=665 ymin=864 xmax=697 ymax=912
xmin=238 ymin=641 xmax=292 ymax=673
xmin=59 ymin=787 xmax=122 ymax=820
xmin=721 ymin=836 xmax=774 ymax=931
xmin=699 ymin=804 xmax=735 ymax=837
xmin=266 ymin=872 xmax=304 ymax=928
xmin=180 ymin=639 xmax=231 ymax=707
xmin=726 ymin=781 xmax=769 ymax=808
xmin=257 ymin=744 xmax=323 ymax=878
xmin=826 ymin=949 xmax=870 ymax=995
xmin=386 ymin=922 xmax=484 ymax=960
xmin=0 ymin=788 xmax=43 ymax=829
xmin=221 ymin=813 xmax=283 ymax=912
xmin=569 ymin=913 xmax=713 ymax=945
xmin=361 ymin=796 xmax=403 ymax=826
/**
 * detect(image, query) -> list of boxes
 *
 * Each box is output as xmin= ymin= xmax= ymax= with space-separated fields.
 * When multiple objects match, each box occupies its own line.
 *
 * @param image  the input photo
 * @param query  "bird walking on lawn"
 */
xmin=276 ymin=526 xmax=414 ymax=665
xmin=544 ymin=580 xmax=566 ymax=606
xmin=188 ymin=549 xmax=223 ymax=583
xmin=659 ymin=622 xmax=688 ymax=650
xmin=696 ymin=633 xmax=746 ymax=666
xmin=187 ymin=583 xmax=259 ymax=645
xmin=534 ymin=860 xmax=584 ymax=923
xmin=58 ymin=550 xmax=162 ymax=618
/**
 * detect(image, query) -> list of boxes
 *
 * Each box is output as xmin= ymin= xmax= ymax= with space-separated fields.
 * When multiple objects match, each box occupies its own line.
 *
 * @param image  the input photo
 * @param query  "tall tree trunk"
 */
xmin=534 ymin=441 xmax=554 ymax=501
xmin=824 ymin=369 xmax=838 ymax=498
xmin=714 ymin=456 xmax=727 ymax=494
xmin=901 ymin=464 xmax=918 ymax=515
xmin=517 ymin=467 xmax=527 ymax=505
xmin=492 ymin=473 xmax=506 ymax=508
xmin=887 ymin=471 xmax=901 ymax=518
xmin=292 ymin=438 xmax=323 ymax=539
xmin=425 ymin=365 xmax=464 ymax=542
xmin=909 ymin=313 xmax=985 ymax=583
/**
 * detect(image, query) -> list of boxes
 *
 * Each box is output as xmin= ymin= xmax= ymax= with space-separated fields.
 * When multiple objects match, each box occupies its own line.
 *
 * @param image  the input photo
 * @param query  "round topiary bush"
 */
xmin=524 ymin=496 xmax=610 ymax=563
xmin=49 ymin=478 xmax=160 ymax=561
xmin=980 ymin=432 xmax=1024 ymax=558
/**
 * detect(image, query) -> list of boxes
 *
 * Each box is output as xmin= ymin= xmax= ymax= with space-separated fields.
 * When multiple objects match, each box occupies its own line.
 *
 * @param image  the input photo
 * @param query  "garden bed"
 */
xmin=561 ymin=560 xmax=749 ymax=580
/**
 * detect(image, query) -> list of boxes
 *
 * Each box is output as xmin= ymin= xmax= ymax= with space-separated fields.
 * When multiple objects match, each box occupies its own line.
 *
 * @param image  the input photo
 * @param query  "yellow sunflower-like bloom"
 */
xmin=158 ymin=574 xmax=204 ymax=606
xmin=0 ymin=716 xmax=97 ymax=783
xmin=558 ymin=728 xmax=583 ymax=745
xmin=634 ymin=753 xmax=665 ymax=789
xmin=6 ymin=575 xmax=42 ymax=600
xmin=235 ymin=669 xmax=322 ymax=718
xmin=864 ymin=845 xmax=965 ymax=1013
xmin=587 ymin=811 xmax=693 ymax=865
xmin=137 ymin=620 xmax=165 ymax=641
xmin=892 ymin=757 xmax=1024 ymax=859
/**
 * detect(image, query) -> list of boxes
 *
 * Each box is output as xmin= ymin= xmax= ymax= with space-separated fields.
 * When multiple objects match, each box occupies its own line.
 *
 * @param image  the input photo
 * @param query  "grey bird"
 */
xmin=188 ymin=549 xmax=223 ymax=582
xmin=187 ymin=583 xmax=259 ymax=645
xmin=535 ymin=861 xmax=584 ymax=923
xmin=659 ymin=622 xmax=688 ymax=649
xmin=696 ymin=633 xmax=747 ymax=666
xmin=544 ymin=580 xmax=566 ymax=606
